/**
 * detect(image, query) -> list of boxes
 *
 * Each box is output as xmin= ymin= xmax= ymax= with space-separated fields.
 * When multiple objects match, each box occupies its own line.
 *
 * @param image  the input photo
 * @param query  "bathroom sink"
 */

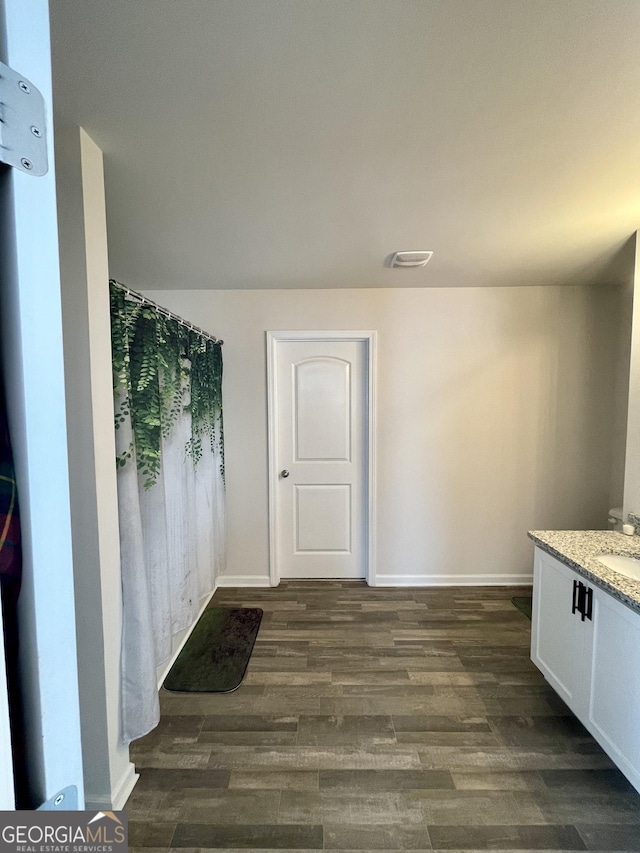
xmin=596 ymin=554 xmax=640 ymax=581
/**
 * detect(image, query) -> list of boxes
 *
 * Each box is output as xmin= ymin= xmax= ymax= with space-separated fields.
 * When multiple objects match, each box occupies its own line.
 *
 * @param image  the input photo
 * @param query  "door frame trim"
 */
xmin=266 ymin=330 xmax=377 ymax=587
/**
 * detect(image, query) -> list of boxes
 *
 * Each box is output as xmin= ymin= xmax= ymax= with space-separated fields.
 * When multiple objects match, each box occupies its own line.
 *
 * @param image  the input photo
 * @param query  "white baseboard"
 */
xmin=127 ymin=585 xmax=218 ymax=801
xmin=216 ymin=574 xmax=271 ymax=587
xmin=374 ymin=573 xmax=534 ymax=587
xmin=111 ymin=761 xmax=138 ymax=810
xmin=156 ymin=587 xmax=217 ymax=689
xmin=85 ymin=761 xmax=139 ymax=811
xmin=217 ymin=573 xmax=532 ymax=588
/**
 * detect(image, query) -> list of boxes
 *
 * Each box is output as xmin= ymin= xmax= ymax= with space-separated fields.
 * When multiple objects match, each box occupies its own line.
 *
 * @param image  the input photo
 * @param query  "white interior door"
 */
xmin=0 ymin=0 xmax=85 ymax=807
xmin=270 ymin=335 xmax=370 ymax=580
xmin=0 ymin=600 xmax=14 ymax=808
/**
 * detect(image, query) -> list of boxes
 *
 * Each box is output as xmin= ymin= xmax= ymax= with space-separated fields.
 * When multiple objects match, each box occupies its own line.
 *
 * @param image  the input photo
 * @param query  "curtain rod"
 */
xmin=110 ymin=279 xmax=223 ymax=346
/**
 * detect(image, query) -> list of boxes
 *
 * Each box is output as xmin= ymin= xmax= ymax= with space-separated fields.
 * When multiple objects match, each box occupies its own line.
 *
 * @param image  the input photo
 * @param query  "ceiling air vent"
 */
xmin=390 ymin=251 xmax=433 ymax=268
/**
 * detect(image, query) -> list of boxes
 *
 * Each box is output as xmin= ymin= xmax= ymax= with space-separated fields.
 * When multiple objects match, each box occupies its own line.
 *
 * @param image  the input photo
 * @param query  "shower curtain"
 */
xmin=110 ymin=282 xmax=225 ymax=743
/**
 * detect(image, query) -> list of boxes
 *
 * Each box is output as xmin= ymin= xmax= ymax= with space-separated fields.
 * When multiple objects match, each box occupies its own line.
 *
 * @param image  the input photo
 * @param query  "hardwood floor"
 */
xmin=126 ymin=582 xmax=640 ymax=851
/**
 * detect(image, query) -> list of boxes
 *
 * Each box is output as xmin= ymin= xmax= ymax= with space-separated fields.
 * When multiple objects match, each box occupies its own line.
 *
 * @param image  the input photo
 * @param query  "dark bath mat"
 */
xmin=164 ymin=607 xmax=262 ymax=693
xmin=512 ymin=596 xmax=532 ymax=620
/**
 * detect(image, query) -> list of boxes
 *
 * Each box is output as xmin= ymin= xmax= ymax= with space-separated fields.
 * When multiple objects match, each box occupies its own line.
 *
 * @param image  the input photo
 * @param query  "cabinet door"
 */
xmin=531 ymin=549 xmax=590 ymax=715
xmin=586 ymin=587 xmax=640 ymax=792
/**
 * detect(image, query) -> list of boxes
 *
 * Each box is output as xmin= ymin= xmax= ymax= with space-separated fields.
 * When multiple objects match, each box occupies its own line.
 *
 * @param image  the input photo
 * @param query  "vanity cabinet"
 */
xmin=531 ymin=547 xmax=640 ymax=793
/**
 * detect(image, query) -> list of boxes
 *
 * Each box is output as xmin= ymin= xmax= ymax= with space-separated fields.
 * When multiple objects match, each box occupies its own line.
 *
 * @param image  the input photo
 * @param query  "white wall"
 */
xmin=623 ymin=233 xmax=640 ymax=519
xmin=55 ymin=124 xmax=135 ymax=808
xmin=146 ymin=285 xmax=621 ymax=586
xmin=611 ymin=246 xmax=634 ymax=511
xmin=80 ymin=131 xmax=135 ymax=807
xmin=0 ymin=0 xmax=84 ymax=807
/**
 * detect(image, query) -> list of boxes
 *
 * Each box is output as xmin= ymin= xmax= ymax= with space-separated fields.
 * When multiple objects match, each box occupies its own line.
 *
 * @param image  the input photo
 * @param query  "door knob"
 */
xmin=281 ymin=469 xmax=290 ymax=478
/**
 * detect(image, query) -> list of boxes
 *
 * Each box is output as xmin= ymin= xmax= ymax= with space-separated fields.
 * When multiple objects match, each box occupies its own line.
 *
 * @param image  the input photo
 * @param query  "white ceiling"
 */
xmin=49 ymin=0 xmax=640 ymax=290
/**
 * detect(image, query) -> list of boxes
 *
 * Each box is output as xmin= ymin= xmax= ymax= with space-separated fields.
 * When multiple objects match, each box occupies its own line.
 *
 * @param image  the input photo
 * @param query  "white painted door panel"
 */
xmin=275 ymin=340 xmax=366 ymax=579
xmin=295 ymin=358 xmax=351 ymax=461
xmin=531 ymin=550 xmax=588 ymax=715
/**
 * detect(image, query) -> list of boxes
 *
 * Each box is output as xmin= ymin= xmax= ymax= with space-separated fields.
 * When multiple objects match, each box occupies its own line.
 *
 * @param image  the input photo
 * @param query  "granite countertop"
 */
xmin=528 ymin=529 xmax=640 ymax=614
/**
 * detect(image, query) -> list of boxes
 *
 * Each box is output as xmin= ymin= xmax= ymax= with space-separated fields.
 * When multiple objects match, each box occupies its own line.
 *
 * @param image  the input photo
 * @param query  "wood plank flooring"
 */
xmin=127 ymin=582 xmax=640 ymax=851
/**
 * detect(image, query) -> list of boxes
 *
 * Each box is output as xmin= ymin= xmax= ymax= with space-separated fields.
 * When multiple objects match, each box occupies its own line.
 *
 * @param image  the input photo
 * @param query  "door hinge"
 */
xmin=0 ymin=60 xmax=48 ymax=176
xmin=37 ymin=785 xmax=78 ymax=810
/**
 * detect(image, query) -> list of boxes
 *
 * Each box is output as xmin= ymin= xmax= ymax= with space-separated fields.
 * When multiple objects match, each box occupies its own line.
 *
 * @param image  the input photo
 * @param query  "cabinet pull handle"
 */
xmin=578 ymin=582 xmax=587 ymax=620
xmin=585 ymin=587 xmax=593 ymax=621
xmin=572 ymin=579 xmax=580 ymax=614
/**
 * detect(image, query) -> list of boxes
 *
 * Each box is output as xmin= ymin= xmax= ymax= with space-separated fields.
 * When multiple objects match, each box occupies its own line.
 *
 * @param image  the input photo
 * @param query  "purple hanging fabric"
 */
xmin=0 ymin=391 xmax=21 ymax=590
xmin=0 ymin=384 xmax=27 ymax=805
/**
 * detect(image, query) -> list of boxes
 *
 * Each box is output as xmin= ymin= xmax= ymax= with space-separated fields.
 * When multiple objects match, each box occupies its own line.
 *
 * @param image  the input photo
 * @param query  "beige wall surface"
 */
xmin=56 ymin=124 xmax=134 ymax=807
xmin=611 ymin=268 xmax=633 ymax=510
xmin=146 ymin=285 xmax=624 ymax=585
xmin=624 ymin=234 xmax=640 ymax=519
